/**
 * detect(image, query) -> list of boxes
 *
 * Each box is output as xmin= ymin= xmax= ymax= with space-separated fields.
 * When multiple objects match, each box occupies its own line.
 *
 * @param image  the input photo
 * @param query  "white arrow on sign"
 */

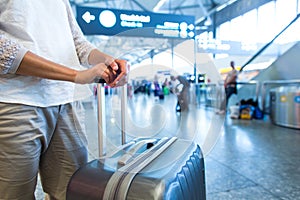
xmin=82 ymin=11 xmax=95 ymax=24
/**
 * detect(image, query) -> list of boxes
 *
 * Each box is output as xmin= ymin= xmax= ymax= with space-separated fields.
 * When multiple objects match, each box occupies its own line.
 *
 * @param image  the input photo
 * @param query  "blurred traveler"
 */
xmin=171 ymin=75 xmax=191 ymax=112
xmin=162 ymin=77 xmax=170 ymax=95
xmin=218 ymin=61 xmax=238 ymax=114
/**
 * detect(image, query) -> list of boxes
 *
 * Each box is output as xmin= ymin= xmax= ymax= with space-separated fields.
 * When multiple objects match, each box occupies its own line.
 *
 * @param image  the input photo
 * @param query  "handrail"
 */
xmin=194 ymin=83 xmax=219 ymax=107
xmin=196 ymin=80 xmax=300 ymax=113
xmin=240 ymin=13 xmax=300 ymax=72
xmin=195 ymin=81 xmax=260 ymax=108
xmin=261 ymin=79 xmax=300 ymax=114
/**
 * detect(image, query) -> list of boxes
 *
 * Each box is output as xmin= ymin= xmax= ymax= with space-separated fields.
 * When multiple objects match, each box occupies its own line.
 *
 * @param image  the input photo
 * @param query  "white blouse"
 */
xmin=0 ymin=0 xmax=95 ymax=107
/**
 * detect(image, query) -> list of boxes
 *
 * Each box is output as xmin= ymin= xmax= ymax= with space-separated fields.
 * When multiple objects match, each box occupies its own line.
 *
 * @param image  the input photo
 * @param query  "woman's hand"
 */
xmin=109 ymin=59 xmax=130 ymax=87
xmin=74 ymin=59 xmax=130 ymax=87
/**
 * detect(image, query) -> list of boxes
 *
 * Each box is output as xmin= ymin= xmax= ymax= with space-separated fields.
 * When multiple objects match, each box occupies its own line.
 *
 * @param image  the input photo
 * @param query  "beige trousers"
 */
xmin=0 ymin=102 xmax=88 ymax=200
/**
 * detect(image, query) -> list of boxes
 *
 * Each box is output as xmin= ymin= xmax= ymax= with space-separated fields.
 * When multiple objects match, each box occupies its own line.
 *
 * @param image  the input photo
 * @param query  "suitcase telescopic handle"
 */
xmin=96 ymin=81 xmax=127 ymax=157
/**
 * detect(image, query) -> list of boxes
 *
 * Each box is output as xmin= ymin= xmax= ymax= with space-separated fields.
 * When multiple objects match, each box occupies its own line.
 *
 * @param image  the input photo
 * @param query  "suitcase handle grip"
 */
xmin=95 ymin=78 xmax=106 ymax=83
xmin=95 ymin=66 xmax=122 ymax=84
xmin=118 ymin=138 xmax=157 ymax=166
xmin=99 ymin=141 xmax=136 ymax=159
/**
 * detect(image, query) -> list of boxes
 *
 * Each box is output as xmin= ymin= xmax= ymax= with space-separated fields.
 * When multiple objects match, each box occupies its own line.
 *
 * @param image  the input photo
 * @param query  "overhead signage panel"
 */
xmin=76 ymin=6 xmax=195 ymax=39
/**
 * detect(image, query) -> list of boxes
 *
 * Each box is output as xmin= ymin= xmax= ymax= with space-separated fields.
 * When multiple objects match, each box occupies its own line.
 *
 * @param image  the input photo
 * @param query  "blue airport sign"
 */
xmin=76 ymin=6 xmax=195 ymax=39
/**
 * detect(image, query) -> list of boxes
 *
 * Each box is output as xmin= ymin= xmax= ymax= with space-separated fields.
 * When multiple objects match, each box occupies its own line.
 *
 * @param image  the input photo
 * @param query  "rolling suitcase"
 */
xmin=66 ymin=85 xmax=206 ymax=200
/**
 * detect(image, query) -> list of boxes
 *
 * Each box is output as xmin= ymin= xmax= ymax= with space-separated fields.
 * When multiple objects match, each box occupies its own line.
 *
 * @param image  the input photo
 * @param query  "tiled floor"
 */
xmin=35 ymin=92 xmax=300 ymax=200
xmin=205 ymin=115 xmax=300 ymax=200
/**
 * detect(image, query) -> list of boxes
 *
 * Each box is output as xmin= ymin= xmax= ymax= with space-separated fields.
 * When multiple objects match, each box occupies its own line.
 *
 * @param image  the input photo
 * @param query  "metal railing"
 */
xmin=195 ymin=80 xmax=260 ymax=109
xmin=194 ymin=83 xmax=219 ymax=108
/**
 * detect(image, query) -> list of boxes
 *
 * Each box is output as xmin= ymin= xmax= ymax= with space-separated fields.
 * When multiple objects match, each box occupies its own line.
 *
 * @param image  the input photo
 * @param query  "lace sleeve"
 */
xmin=63 ymin=0 xmax=96 ymax=67
xmin=0 ymin=34 xmax=28 ymax=74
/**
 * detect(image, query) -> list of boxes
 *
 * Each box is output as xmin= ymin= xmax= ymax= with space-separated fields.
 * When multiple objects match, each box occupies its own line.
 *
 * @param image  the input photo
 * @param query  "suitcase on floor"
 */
xmin=67 ymin=137 xmax=205 ymax=200
xmin=66 ymin=85 xmax=206 ymax=200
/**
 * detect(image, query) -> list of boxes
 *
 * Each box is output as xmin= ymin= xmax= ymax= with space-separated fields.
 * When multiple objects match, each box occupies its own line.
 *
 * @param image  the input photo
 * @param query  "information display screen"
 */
xmin=76 ymin=6 xmax=195 ymax=39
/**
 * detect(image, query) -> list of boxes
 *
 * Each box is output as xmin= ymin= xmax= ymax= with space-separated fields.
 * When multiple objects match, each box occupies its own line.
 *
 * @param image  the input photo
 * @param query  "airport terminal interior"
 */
xmin=36 ymin=0 xmax=299 ymax=199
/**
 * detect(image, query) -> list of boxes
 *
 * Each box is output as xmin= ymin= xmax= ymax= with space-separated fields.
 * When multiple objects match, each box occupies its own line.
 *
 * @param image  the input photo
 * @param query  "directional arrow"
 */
xmin=82 ymin=11 xmax=95 ymax=24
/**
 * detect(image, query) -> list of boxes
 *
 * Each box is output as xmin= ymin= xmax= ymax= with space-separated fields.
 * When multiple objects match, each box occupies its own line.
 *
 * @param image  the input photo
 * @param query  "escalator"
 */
xmin=237 ymin=14 xmax=300 ymax=129
xmin=239 ymin=13 xmax=300 ymax=80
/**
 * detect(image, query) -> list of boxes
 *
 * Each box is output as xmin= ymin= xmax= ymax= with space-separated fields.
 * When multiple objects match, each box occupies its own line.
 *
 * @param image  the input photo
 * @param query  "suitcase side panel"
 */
xmin=66 ymin=160 xmax=113 ymax=200
xmin=127 ymin=142 xmax=206 ymax=200
xmin=67 ymin=140 xmax=206 ymax=200
xmin=165 ymin=145 xmax=206 ymax=200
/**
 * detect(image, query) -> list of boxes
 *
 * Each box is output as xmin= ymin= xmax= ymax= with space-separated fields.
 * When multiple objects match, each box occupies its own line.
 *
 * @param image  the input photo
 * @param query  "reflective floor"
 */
xmin=205 ymin=113 xmax=300 ymax=200
xmin=35 ymin=92 xmax=300 ymax=200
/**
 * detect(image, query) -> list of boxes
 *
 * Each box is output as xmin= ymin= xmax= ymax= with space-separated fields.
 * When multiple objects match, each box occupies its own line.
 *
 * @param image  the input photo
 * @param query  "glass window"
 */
xmin=217 ymin=21 xmax=231 ymax=41
xmin=275 ymin=0 xmax=298 ymax=32
xmin=230 ymin=16 xmax=244 ymax=42
xmin=276 ymin=16 xmax=300 ymax=44
xmin=257 ymin=1 xmax=276 ymax=43
xmin=240 ymin=9 xmax=258 ymax=43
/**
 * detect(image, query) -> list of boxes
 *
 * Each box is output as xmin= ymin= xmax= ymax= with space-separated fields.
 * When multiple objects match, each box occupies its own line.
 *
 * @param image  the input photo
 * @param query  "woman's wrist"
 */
xmin=16 ymin=51 xmax=79 ymax=83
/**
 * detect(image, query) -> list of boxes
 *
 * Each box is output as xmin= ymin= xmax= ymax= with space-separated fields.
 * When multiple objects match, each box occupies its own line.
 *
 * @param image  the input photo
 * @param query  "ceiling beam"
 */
xmin=195 ymin=0 xmax=240 ymax=25
xmin=214 ymin=0 xmax=273 ymax=25
xmin=131 ymin=0 xmax=150 ymax=12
